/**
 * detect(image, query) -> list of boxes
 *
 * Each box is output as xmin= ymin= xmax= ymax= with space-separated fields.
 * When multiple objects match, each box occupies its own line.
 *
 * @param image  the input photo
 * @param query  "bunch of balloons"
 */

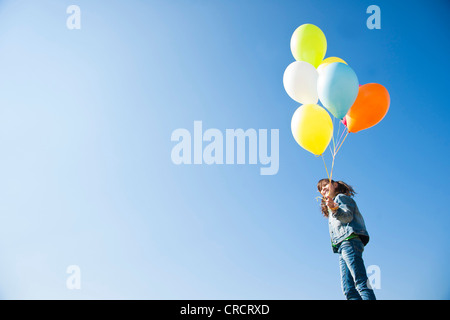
xmin=284 ymin=24 xmax=390 ymax=179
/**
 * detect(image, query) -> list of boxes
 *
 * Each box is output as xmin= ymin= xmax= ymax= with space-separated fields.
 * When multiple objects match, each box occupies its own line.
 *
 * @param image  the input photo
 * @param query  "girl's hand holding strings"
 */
xmin=326 ymin=196 xmax=338 ymax=210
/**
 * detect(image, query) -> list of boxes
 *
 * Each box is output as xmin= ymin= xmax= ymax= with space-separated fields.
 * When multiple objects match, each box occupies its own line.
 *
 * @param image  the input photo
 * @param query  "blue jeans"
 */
xmin=337 ymin=237 xmax=376 ymax=300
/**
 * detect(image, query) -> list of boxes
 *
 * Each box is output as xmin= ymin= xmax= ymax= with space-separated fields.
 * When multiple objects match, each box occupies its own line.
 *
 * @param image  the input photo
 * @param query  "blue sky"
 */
xmin=0 ymin=0 xmax=448 ymax=299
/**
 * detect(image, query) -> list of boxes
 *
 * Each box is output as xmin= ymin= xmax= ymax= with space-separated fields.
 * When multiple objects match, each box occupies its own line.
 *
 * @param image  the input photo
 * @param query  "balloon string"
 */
xmin=321 ymin=154 xmax=330 ymax=181
xmin=336 ymin=118 xmax=342 ymax=147
xmin=329 ymin=127 xmax=349 ymax=183
xmin=322 ymin=121 xmax=349 ymax=186
xmin=335 ymin=125 xmax=347 ymax=154
xmin=329 ymin=148 xmax=336 ymax=183
xmin=329 ymin=144 xmax=334 ymax=158
xmin=335 ymin=130 xmax=349 ymax=157
xmin=331 ymin=117 xmax=336 ymax=155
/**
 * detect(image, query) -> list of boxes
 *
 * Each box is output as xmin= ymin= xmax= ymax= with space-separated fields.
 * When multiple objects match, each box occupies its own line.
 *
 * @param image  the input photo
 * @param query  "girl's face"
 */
xmin=320 ymin=181 xmax=336 ymax=198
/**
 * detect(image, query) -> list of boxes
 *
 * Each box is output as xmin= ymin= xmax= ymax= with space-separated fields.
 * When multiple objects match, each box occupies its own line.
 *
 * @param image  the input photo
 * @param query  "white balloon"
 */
xmin=283 ymin=61 xmax=319 ymax=104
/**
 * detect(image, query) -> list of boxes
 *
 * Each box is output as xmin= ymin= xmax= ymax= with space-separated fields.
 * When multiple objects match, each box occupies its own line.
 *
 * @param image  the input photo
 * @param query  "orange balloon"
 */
xmin=345 ymin=83 xmax=390 ymax=133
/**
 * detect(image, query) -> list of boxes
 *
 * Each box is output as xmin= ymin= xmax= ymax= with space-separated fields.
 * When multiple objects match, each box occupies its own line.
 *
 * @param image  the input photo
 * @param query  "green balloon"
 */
xmin=290 ymin=24 xmax=327 ymax=68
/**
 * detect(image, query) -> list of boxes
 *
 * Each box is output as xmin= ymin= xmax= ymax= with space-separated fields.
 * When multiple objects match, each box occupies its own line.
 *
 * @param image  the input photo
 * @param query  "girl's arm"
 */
xmin=330 ymin=195 xmax=355 ymax=223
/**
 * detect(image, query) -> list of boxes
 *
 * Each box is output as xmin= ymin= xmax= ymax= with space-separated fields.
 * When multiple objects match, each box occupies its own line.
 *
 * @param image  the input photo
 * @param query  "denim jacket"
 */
xmin=328 ymin=194 xmax=370 ymax=253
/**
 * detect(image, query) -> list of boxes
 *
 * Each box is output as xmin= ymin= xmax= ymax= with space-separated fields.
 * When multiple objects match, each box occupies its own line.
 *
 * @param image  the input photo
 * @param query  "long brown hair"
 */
xmin=317 ymin=179 xmax=356 ymax=218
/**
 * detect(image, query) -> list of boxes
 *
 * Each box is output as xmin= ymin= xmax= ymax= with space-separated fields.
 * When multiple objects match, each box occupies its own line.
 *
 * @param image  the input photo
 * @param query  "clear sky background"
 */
xmin=0 ymin=0 xmax=448 ymax=299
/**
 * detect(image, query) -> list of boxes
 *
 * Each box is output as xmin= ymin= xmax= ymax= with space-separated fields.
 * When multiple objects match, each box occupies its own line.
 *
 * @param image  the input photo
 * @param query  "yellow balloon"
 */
xmin=317 ymin=57 xmax=347 ymax=73
xmin=291 ymin=104 xmax=333 ymax=156
xmin=290 ymin=24 xmax=327 ymax=68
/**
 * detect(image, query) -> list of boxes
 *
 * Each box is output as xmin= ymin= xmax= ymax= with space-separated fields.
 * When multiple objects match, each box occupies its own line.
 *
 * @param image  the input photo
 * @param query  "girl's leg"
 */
xmin=339 ymin=253 xmax=362 ymax=300
xmin=339 ymin=238 xmax=376 ymax=300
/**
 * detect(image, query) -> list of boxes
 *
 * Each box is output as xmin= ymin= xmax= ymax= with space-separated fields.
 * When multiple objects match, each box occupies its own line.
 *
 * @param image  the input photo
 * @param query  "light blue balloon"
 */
xmin=317 ymin=62 xmax=359 ymax=119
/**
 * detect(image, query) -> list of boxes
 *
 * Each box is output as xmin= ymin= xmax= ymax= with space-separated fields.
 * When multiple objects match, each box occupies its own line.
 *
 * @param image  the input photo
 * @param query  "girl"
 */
xmin=317 ymin=178 xmax=376 ymax=300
